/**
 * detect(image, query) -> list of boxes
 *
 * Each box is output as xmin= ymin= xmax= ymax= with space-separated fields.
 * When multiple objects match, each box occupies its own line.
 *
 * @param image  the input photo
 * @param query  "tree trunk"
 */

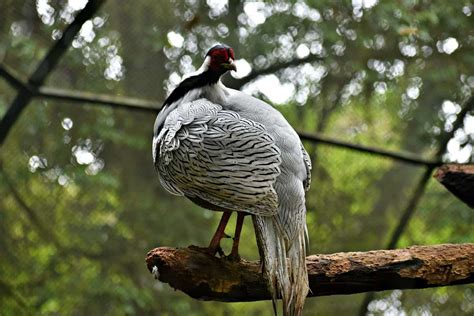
xmin=435 ymin=164 xmax=474 ymax=208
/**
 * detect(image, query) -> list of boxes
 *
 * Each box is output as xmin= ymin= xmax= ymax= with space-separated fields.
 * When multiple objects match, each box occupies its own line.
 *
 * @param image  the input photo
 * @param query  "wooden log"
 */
xmin=435 ymin=164 xmax=474 ymax=208
xmin=145 ymin=243 xmax=474 ymax=301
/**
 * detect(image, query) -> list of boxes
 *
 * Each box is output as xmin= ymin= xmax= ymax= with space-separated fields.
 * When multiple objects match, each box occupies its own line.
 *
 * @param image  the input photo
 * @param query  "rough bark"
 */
xmin=435 ymin=164 xmax=474 ymax=208
xmin=145 ymin=243 xmax=474 ymax=302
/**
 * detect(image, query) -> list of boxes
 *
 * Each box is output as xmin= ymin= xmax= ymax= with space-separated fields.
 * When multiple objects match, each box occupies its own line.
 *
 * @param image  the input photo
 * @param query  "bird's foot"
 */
xmin=224 ymin=253 xmax=241 ymax=262
xmin=188 ymin=245 xmax=225 ymax=257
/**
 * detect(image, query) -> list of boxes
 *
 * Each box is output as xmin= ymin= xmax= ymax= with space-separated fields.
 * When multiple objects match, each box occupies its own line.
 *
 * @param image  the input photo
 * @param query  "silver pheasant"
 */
xmin=152 ymin=44 xmax=311 ymax=316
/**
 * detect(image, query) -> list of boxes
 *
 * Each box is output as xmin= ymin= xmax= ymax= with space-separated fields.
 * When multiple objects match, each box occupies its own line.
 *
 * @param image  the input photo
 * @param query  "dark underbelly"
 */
xmin=186 ymin=195 xmax=231 ymax=212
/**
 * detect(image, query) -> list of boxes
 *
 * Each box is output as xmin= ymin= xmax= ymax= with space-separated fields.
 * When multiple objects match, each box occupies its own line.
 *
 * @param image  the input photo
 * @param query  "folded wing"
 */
xmin=153 ymin=99 xmax=281 ymax=216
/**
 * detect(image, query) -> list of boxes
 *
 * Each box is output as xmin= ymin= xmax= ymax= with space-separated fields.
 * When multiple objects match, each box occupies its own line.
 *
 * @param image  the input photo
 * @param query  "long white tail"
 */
xmin=253 ymin=210 xmax=309 ymax=316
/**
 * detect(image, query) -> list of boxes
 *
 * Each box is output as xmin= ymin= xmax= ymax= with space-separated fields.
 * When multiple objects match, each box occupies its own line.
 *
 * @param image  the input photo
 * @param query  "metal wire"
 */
xmin=0 ymin=0 xmax=106 ymax=145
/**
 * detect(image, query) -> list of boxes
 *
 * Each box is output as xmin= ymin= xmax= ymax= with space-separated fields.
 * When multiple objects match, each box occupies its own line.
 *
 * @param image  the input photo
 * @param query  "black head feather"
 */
xmin=162 ymin=44 xmax=234 ymax=107
xmin=162 ymin=72 xmax=220 ymax=107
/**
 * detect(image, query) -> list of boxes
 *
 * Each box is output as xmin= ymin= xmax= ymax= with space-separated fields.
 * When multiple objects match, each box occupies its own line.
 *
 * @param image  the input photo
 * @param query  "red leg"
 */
xmin=227 ymin=212 xmax=245 ymax=261
xmin=207 ymin=211 xmax=232 ymax=256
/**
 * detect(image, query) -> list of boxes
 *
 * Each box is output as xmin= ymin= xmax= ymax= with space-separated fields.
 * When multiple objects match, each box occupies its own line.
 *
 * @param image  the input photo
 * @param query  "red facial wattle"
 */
xmin=209 ymin=48 xmax=235 ymax=71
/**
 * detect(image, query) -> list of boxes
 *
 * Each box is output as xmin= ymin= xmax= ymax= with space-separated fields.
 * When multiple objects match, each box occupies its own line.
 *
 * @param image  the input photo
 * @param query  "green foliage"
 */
xmin=0 ymin=0 xmax=473 ymax=315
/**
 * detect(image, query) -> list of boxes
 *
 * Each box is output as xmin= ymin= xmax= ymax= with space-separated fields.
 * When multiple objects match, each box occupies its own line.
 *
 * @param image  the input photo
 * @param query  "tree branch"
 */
xmin=223 ymin=54 xmax=324 ymax=90
xmin=0 ymin=63 xmax=442 ymax=167
xmin=298 ymin=131 xmax=440 ymax=167
xmin=0 ymin=0 xmax=106 ymax=146
xmin=39 ymin=86 xmax=159 ymax=113
xmin=357 ymin=96 xmax=474 ymax=315
xmin=145 ymin=243 xmax=474 ymax=301
xmin=435 ymin=164 xmax=474 ymax=208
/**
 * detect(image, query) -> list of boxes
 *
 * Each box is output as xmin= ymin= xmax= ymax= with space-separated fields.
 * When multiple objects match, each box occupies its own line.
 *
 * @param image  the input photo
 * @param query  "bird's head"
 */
xmin=204 ymin=44 xmax=237 ymax=74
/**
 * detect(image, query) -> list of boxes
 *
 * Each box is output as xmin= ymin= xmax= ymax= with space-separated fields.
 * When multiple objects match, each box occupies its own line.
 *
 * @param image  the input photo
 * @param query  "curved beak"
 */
xmin=223 ymin=59 xmax=237 ymax=72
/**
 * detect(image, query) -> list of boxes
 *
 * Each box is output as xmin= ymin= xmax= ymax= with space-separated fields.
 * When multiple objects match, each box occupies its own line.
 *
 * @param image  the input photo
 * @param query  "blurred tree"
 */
xmin=0 ymin=0 xmax=473 ymax=315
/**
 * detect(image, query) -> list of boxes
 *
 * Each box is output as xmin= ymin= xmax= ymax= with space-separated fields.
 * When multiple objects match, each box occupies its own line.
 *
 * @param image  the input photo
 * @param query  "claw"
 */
xmin=189 ymin=212 xmax=245 ymax=260
xmin=188 ymin=244 xmax=224 ymax=257
xmin=224 ymin=253 xmax=241 ymax=262
xmin=215 ymin=245 xmax=225 ymax=257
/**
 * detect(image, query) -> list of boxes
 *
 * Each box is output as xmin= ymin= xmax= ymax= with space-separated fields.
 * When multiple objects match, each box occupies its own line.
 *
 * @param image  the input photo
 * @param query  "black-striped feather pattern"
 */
xmin=300 ymin=143 xmax=312 ymax=191
xmin=154 ymin=99 xmax=281 ymax=216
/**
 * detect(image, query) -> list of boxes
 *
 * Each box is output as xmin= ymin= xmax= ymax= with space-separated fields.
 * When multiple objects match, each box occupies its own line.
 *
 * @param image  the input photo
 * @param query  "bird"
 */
xmin=152 ymin=44 xmax=312 ymax=316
